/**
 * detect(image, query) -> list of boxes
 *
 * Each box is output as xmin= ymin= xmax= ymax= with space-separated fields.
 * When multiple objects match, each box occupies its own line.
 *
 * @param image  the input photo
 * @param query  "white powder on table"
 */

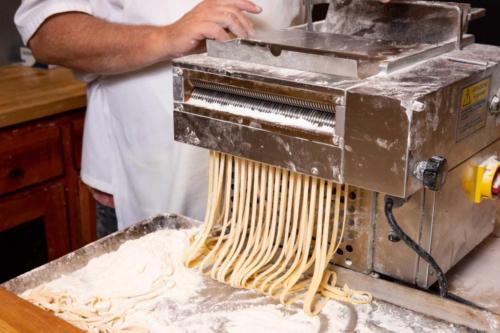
xmin=23 ymin=228 xmax=467 ymax=333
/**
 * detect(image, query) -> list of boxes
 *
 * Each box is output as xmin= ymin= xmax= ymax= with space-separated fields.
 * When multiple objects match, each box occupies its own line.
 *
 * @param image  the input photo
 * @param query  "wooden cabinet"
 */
xmin=0 ymin=66 xmax=93 ymax=282
xmin=0 ymin=111 xmax=96 ymax=282
xmin=0 ymin=183 xmax=70 ymax=261
xmin=0 ymin=124 xmax=64 ymax=196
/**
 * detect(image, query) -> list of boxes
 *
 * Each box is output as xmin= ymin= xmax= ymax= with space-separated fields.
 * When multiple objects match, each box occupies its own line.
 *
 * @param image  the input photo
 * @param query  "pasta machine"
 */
xmin=172 ymin=0 xmax=500 ymax=290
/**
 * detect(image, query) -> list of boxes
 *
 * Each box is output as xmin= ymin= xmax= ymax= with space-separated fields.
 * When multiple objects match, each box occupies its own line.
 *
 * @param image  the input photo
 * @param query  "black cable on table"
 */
xmin=384 ymin=196 xmax=485 ymax=311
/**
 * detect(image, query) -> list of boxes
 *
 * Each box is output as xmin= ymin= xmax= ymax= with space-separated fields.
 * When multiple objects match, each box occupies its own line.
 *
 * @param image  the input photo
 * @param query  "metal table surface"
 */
xmin=2 ymin=214 xmax=473 ymax=332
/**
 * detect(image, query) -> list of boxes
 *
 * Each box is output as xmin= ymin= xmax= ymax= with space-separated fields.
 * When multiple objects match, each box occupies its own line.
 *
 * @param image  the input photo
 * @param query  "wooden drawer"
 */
xmin=0 ymin=125 xmax=64 ymax=196
xmin=0 ymin=183 xmax=70 ymax=261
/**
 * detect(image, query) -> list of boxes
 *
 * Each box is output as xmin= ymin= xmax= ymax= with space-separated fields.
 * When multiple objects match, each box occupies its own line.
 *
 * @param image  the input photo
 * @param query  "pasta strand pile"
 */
xmin=25 ymin=275 xmax=174 ymax=333
xmin=184 ymin=152 xmax=372 ymax=315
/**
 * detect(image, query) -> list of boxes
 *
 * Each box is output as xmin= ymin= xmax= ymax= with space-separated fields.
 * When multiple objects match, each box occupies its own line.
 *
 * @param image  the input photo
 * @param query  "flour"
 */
xmin=23 ymin=229 xmax=204 ymax=332
xmin=23 ymin=228 xmax=468 ymax=333
xmin=375 ymin=138 xmax=397 ymax=151
xmin=40 ymin=229 xmax=200 ymax=302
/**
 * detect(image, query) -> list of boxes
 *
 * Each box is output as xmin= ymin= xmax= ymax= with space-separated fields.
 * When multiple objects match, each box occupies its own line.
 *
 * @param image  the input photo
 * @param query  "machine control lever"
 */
xmin=414 ymin=156 xmax=449 ymax=191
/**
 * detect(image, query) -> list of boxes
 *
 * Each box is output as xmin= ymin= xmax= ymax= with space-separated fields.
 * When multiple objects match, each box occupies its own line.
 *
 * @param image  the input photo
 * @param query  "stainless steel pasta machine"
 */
xmin=172 ymin=0 xmax=500 ymax=290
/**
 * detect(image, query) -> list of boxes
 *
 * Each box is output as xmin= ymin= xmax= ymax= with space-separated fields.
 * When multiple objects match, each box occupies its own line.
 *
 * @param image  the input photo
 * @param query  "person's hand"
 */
xmin=162 ymin=0 xmax=262 ymax=58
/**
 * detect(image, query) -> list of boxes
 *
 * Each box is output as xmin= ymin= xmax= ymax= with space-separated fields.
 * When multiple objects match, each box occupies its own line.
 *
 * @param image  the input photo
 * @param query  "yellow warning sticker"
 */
xmin=461 ymin=79 xmax=490 ymax=109
xmin=456 ymin=77 xmax=490 ymax=142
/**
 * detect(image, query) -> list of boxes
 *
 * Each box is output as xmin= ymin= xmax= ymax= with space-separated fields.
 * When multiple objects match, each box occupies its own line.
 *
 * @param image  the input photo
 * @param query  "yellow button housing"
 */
xmin=464 ymin=156 xmax=500 ymax=203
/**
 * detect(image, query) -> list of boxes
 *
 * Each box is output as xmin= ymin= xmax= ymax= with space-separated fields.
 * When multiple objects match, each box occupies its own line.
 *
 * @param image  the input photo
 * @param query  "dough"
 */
xmin=185 ymin=152 xmax=372 ymax=315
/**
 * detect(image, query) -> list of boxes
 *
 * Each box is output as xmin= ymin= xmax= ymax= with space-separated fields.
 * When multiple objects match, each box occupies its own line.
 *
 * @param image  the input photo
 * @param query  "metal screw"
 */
xmin=334 ymin=96 xmax=344 ymax=105
xmin=490 ymin=95 xmax=500 ymax=115
xmin=411 ymin=100 xmax=426 ymax=112
xmin=173 ymin=67 xmax=183 ymax=76
xmin=311 ymin=167 xmax=319 ymax=176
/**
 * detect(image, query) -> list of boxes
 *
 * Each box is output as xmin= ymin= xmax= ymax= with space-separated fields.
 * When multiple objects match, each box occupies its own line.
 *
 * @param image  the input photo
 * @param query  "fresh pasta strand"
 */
xmin=184 ymin=152 xmax=372 ymax=315
xmin=25 ymin=269 xmax=176 ymax=333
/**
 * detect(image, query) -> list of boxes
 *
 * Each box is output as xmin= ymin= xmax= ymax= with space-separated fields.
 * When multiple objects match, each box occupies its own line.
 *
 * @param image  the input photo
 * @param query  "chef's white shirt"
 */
xmin=15 ymin=0 xmax=303 ymax=229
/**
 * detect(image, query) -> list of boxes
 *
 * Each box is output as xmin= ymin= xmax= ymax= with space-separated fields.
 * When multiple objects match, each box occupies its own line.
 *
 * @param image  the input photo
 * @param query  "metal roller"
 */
xmin=189 ymin=87 xmax=335 ymax=128
xmin=191 ymin=80 xmax=337 ymax=114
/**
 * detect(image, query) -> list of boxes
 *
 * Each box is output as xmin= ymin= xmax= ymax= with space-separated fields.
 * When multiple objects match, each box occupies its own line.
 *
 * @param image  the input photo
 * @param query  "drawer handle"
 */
xmin=8 ymin=167 xmax=25 ymax=179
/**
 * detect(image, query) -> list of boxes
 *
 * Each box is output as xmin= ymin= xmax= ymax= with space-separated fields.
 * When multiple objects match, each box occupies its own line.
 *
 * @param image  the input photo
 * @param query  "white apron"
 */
xmin=15 ymin=0 xmax=303 ymax=228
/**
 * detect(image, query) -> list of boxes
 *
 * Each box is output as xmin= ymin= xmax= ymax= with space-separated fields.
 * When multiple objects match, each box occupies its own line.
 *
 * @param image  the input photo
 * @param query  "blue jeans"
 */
xmin=96 ymin=202 xmax=118 ymax=239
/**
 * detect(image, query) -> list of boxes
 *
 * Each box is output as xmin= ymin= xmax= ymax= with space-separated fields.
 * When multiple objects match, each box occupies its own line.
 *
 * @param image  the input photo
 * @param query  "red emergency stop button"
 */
xmin=493 ymin=169 xmax=500 ymax=196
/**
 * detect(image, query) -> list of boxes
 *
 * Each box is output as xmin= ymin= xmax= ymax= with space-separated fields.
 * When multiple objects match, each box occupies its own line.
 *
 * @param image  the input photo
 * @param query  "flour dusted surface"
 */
xmin=24 ymin=228 xmax=466 ymax=332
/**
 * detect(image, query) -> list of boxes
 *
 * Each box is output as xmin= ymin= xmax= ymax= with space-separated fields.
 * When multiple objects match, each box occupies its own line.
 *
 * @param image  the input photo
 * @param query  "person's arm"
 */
xmin=27 ymin=0 xmax=261 ymax=75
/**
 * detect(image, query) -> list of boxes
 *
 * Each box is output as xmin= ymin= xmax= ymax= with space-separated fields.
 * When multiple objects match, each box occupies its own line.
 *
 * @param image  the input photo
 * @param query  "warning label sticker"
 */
xmin=456 ymin=78 xmax=490 ymax=142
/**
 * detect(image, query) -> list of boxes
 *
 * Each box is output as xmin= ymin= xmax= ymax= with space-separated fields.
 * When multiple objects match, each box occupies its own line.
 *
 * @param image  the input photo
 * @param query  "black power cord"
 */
xmin=384 ymin=196 xmax=485 ymax=310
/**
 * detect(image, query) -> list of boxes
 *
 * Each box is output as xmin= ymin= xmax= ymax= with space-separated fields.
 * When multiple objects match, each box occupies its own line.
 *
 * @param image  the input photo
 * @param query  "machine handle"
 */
xmin=413 ymin=156 xmax=449 ymax=192
xmin=468 ymin=8 xmax=486 ymax=21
